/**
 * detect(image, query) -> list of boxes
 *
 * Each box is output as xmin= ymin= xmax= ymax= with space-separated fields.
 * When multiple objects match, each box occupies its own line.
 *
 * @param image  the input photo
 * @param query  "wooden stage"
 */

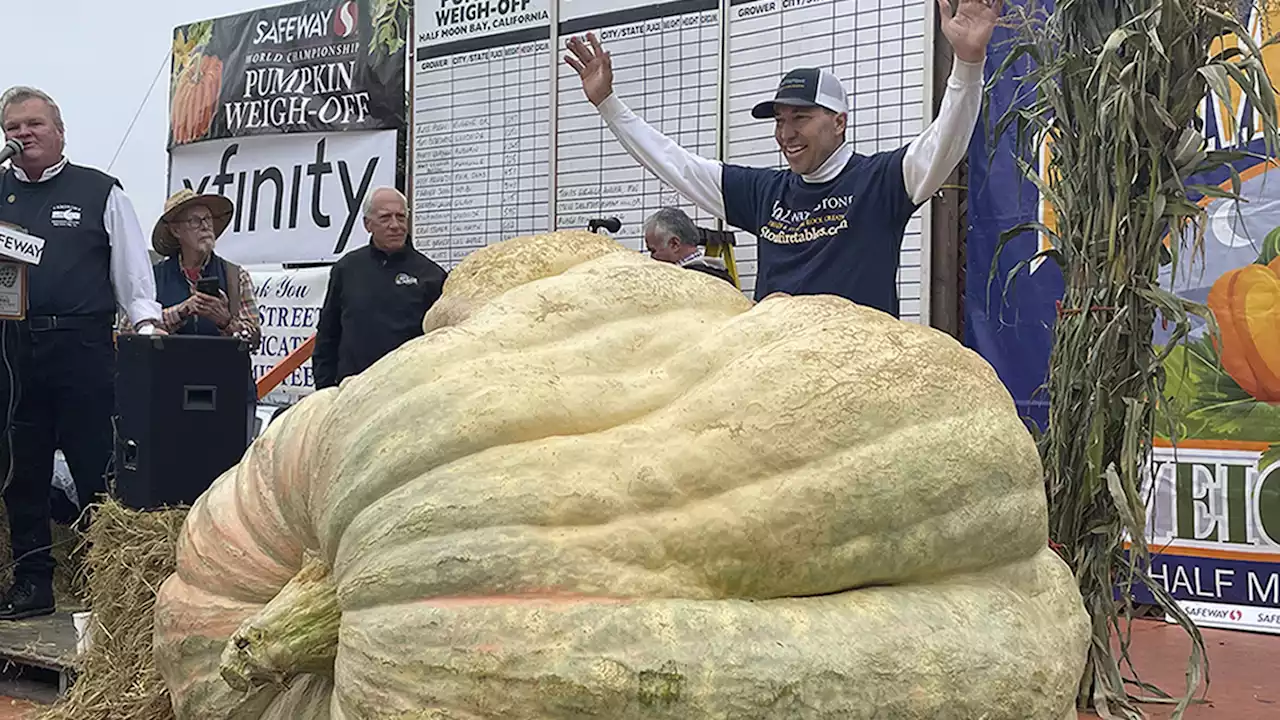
xmin=0 ymin=612 xmax=78 ymax=703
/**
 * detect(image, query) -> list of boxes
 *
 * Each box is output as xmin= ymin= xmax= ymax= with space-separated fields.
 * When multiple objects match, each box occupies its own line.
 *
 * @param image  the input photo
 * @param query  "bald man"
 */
xmin=313 ymin=187 xmax=447 ymax=389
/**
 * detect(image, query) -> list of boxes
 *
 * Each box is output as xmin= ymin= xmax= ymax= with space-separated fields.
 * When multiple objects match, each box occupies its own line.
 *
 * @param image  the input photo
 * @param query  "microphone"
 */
xmin=0 ymin=139 xmax=23 ymax=165
xmin=588 ymin=217 xmax=622 ymax=234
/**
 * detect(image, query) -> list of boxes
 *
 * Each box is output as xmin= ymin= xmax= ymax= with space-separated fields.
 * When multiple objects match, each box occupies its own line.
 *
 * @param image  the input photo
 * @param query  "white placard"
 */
xmin=559 ymin=0 xmax=662 ymax=21
xmin=553 ymin=0 xmax=721 ymax=251
xmin=418 ymin=0 xmax=551 ymax=42
xmin=413 ymin=0 xmax=552 ymax=269
xmin=168 ymin=130 xmax=397 ymax=267
xmin=406 ymin=0 xmax=937 ymax=309
xmin=726 ymin=0 xmax=929 ymax=316
xmin=248 ymin=265 xmax=331 ymax=404
xmin=1166 ymin=601 xmax=1280 ymax=635
xmin=0 ymin=224 xmax=44 ymax=265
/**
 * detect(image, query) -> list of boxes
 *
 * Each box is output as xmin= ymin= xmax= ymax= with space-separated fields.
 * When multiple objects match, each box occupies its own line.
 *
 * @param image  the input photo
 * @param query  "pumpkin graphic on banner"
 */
xmin=1207 ymin=245 xmax=1280 ymax=404
xmin=1028 ymin=2 xmax=1280 ymax=466
xmin=1152 ymin=151 xmax=1280 ymax=463
xmin=170 ymin=20 xmax=222 ymax=145
xmin=1147 ymin=1 xmax=1280 ymax=465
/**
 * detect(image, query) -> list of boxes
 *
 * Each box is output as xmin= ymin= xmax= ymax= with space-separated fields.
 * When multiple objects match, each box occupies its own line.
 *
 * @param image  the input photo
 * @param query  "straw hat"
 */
xmin=151 ymin=188 xmax=234 ymax=256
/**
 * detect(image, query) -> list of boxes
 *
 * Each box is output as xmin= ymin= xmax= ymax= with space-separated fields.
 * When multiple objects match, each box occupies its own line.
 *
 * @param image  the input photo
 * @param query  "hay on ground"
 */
xmin=38 ymin=497 xmax=188 ymax=720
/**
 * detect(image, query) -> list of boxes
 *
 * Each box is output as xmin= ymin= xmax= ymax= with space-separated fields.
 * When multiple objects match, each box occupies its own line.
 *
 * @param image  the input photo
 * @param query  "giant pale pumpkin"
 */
xmin=153 ymin=230 xmax=1090 ymax=719
xmin=1207 ymin=256 xmax=1280 ymax=403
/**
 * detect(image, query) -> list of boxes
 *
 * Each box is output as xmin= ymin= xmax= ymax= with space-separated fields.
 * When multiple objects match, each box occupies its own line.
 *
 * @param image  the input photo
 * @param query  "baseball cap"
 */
xmin=751 ymin=68 xmax=850 ymax=119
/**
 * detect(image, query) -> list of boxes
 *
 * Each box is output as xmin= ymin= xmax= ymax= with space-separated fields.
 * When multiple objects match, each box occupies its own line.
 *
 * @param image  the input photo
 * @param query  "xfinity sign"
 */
xmin=169 ymin=129 xmax=396 ymax=266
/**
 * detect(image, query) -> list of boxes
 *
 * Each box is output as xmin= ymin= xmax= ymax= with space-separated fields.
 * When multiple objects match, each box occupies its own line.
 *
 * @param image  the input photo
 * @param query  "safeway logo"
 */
xmin=334 ymin=1 xmax=358 ymax=38
xmin=1186 ymin=605 xmax=1247 ymax=622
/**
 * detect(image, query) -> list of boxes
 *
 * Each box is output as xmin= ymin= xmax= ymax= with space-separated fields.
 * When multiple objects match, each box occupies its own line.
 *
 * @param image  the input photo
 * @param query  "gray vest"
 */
xmin=0 ymin=163 xmax=118 ymax=317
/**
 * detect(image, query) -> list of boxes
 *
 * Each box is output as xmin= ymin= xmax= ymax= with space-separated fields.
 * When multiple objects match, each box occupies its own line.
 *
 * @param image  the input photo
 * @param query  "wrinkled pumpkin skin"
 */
xmin=153 ymin=230 xmax=1090 ymax=719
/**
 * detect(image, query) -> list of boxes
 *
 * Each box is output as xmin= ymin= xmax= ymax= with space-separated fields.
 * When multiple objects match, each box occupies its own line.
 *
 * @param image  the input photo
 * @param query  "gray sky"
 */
xmin=2 ymin=0 xmax=267 ymax=226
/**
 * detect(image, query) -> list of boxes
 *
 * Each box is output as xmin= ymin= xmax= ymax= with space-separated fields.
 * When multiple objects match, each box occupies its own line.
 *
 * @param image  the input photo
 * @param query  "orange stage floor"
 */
xmin=1077 ymin=618 xmax=1278 ymax=719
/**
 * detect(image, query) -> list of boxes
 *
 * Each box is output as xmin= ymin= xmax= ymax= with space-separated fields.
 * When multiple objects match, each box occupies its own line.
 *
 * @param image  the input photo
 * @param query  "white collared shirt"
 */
xmin=676 ymin=247 xmax=707 ymax=267
xmin=11 ymin=157 xmax=162 ymax=326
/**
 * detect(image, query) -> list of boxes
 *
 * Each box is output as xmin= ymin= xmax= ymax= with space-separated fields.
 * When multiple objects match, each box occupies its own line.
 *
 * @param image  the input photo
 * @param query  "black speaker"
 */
xmin=114 ymin=334 xmax=252 ymax=510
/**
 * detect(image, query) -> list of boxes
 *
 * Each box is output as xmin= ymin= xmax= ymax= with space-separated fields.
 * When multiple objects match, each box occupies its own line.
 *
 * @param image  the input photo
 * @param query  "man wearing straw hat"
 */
xmin=144 ymin=188 xmax=261 ymax=349
xmin=140 ymin=189 xmax=263 ymax=448
xmin=0 ymin=86 xmax=162 ymax=621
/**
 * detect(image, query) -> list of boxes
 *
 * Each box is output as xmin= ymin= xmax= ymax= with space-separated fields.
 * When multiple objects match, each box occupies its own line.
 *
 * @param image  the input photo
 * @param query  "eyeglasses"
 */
xmin=172 ymin=212 xmax=228 ymax=230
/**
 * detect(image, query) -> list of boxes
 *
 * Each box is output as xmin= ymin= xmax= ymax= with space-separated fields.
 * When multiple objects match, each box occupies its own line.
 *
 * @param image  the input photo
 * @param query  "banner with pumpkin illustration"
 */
xmin=169 ymin=0 xmax=409 ymax=148
xmin=968 ymin=0 xmax=1280 ymax=633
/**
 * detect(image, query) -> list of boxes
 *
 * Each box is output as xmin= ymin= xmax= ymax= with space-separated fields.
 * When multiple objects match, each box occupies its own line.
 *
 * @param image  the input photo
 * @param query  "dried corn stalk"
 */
xmin=986 ymin=0 xmax=1280 ymax=718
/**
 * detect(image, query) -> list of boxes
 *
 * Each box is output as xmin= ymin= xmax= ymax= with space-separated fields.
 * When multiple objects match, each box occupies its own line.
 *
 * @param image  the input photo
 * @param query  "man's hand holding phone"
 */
xmin=184 ymin=278 xmax=232 ymax=329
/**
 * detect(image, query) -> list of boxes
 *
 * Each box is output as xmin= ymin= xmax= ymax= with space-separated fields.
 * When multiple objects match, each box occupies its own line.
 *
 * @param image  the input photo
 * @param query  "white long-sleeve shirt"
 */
xmin=12 ymin=157 xmax=162 ymax=327
xmin=594 ymin=57 xmax=985 ymax=218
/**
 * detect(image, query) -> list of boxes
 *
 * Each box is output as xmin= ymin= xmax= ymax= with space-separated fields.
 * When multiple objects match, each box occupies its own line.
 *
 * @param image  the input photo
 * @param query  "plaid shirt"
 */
xmin=119 ymin=263 xmax=261 ymax=352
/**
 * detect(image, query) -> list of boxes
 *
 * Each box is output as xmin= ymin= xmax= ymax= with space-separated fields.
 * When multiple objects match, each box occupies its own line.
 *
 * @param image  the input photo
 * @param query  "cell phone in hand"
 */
xmin=195 ymin=277 xmax=221 ymax=297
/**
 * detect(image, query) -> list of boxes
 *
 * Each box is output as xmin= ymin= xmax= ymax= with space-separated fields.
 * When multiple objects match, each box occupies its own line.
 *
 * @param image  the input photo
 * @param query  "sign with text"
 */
xmin=417 ymin=0 xmax=549 ymax=46
xmin=0 ymin=223 xmax=44 ymax=265
xmin=169 ymin=0 xmax=408 ymax=147
xmin=249 ymin=265 xmax=331 ymax=404
xmin=1136 ymin=445 xmax=1280 ymax=634
xmin=169 ymin=129 xmax=396 ymax=266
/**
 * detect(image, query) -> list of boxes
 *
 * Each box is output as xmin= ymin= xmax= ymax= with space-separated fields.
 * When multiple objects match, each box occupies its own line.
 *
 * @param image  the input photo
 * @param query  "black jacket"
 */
xmin=683 ymin=257 xmax=736 ymax=286
xmin=313 ymin=242 xmax=447 ymax=389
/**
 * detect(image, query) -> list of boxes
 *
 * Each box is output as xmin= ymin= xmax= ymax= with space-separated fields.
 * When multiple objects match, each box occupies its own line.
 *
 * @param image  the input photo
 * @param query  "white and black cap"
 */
xmin=751 ymin=68 xmax=850 ymax=119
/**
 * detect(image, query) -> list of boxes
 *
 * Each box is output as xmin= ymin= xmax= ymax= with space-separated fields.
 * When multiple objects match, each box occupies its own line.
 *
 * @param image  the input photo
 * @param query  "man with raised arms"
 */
xmin=564 ymin=0 xmax=1002 ymax=317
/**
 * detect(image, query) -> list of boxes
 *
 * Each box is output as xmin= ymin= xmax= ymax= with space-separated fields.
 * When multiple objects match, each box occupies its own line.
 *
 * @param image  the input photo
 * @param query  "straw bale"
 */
xmin=37 ymin=497 xmax=188 ymax=720
xmin=0 ymin=500 xmax=88 ymax=608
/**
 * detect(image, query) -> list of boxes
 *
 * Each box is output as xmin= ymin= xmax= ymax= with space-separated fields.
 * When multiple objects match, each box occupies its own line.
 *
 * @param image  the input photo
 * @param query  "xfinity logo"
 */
xmin=177 ymin=137 xmax=379 ymax=254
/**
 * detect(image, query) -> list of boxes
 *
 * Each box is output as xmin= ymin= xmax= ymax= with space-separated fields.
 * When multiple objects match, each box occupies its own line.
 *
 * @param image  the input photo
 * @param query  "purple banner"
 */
xmin=964 ymin=15 xmax=1062 ymax=433
xmin=1132 ymin=552 xmax=1280 ymax=608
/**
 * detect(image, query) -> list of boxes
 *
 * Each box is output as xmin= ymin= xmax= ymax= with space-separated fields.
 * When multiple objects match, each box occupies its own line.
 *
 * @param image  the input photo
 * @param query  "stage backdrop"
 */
xmin=168 ymin=0 xmax=408 ymax=147
xmin=968 ymin=0 xmax=1280 ymax=633
xmin=163 ymin=0 xmax=409 ymax=402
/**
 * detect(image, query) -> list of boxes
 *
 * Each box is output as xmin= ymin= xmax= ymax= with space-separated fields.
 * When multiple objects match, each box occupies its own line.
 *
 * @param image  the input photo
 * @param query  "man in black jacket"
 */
xmin=642 ymin=207 xmax=735 ymax=286
xmin=313 ymin=187 xmax=447 ymax=390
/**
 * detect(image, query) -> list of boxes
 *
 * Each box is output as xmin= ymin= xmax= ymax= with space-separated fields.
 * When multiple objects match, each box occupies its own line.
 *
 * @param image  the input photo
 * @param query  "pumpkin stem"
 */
xmin=218 ymin=552 xmax=340 ymax=692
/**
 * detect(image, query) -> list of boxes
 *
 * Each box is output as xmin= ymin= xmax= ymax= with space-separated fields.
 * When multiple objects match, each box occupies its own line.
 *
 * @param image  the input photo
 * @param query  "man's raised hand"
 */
xmin=938 ymin=0 xmax=1003 ymax=64
xmin=564 ymin=33 xmax=614 ymax=107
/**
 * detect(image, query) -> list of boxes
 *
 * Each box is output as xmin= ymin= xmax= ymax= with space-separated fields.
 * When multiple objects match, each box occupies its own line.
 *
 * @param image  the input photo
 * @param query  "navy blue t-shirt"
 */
xmin=721 ymin=146 xmax=919 ymax=317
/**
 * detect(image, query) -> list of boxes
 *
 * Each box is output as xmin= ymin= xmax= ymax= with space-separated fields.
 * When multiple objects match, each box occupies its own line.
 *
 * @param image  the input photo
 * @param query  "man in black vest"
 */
xmin=0 ymin=86 xmax=163 ymax=620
